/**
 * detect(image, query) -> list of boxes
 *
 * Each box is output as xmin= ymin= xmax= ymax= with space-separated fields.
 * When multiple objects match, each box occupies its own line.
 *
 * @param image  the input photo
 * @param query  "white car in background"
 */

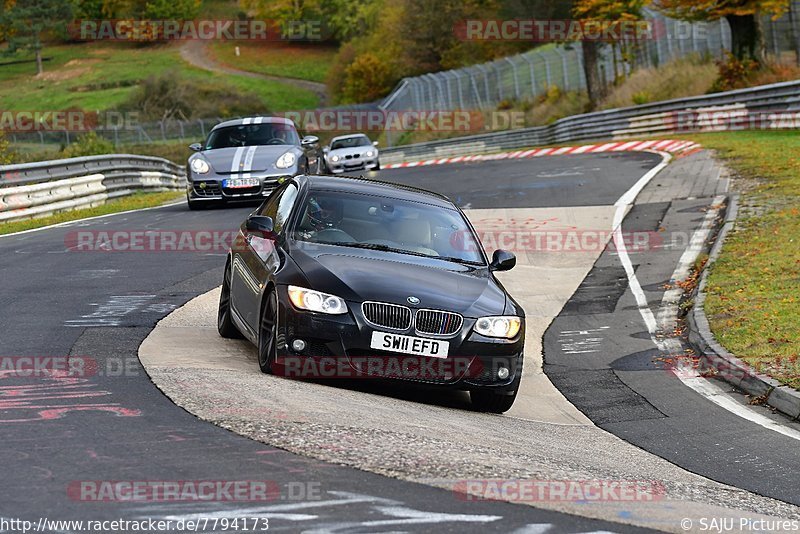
xmin=323 ymin=134 xmax=380 ymax=173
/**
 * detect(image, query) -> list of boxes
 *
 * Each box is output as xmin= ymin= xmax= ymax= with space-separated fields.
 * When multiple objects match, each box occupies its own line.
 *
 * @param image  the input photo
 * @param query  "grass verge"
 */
xmin=0 ymin=42 xmax=318 ymax=113
xmin=208 ymin=42 xmax=337 ymax=83
xmin=0 ymin=190 xmax=184 ymax=236
xmin=685 ymin=131 xmax=800 ymax=389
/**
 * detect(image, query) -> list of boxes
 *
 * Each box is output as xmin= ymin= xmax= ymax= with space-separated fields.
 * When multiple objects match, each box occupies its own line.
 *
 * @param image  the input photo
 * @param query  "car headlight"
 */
xmin=276 ymin=151 xmax=297 ymax=169
xmin=474 ymin=316 xmax=521 ymax=339
xmin=288 ymin=286 xmax=348 ymax=315
xmin=190 ymin=158 xmax=210 ymax=174
xmin=365 ymin=150 xmax=374 ymax=157
xmin=330 ymin=155 xmax=340 ymax=162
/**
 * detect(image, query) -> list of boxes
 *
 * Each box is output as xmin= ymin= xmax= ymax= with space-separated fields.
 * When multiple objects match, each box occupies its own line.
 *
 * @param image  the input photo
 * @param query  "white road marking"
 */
xmin=613 ymin=155 xmax=800 ymax=441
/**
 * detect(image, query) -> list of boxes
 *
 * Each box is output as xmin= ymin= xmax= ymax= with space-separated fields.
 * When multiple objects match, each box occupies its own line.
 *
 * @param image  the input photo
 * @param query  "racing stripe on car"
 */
xmin=242 ymin=145 xmax=258 ymax=179
xmin=230 ymin=146 xmax=246 ymax=178
xmin=253 ymin=117 xmax=263 ymax=124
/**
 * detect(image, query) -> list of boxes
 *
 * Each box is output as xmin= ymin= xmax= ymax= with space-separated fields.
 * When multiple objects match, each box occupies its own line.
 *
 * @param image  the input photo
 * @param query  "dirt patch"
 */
xmin=35 ymin=67 xmax=92 ymax=82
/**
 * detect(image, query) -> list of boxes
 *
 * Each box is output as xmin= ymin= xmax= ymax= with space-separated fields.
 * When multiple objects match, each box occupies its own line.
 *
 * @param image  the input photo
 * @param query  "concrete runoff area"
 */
xmin=139 ymin=203 xmax=800 ymax=531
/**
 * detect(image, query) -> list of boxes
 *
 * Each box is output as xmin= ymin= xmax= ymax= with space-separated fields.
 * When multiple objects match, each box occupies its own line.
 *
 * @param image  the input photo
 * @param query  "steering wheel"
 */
xmin=265 ymin=138 xmax=287 ymax=145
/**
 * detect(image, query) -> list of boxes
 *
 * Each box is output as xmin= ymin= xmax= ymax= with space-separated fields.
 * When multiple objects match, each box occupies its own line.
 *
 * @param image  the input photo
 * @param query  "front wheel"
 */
xmin=470 ymin=372 xmax=521 ymax=414
xmin=257 ymin=289 xmax=279 ymax=374
xmin=218 ymin=263 xmax=243 ymax=339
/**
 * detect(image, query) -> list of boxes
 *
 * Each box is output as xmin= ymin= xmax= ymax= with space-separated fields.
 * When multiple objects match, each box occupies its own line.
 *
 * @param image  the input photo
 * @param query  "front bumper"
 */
xmin=187 ymin=174 xmax=293 ymax=201
xmin=326 ymin=157 xmax=379 ymax=173
xmin=272 ymin=286 xmax=524 ymax=390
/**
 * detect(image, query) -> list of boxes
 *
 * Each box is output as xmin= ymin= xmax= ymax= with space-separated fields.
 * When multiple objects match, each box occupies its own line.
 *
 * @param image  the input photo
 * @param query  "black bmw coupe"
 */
xmin=217 ymin=174 xmax=525 ymax=413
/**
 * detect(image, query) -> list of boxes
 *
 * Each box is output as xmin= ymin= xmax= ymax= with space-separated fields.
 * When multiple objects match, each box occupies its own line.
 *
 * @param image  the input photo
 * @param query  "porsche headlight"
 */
xmin=190 ymin=158 xmax=210 ymax=174
xmin=276 ymin=151 xmax=297 ymax=169
xmin=474 ymin=316 xmax=521 ymax=339
xmin=330 ymin=154 xmax=340 ymax=162
xmin=288 ymin=286 xmax=348 ymax=315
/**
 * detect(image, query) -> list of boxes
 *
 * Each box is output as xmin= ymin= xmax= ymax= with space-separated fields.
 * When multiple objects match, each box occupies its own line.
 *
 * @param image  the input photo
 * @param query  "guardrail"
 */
xmin=380 ymin=79 xmax=800 ymax=164
xmin=0 ymin=155 xmax=185 ymax=223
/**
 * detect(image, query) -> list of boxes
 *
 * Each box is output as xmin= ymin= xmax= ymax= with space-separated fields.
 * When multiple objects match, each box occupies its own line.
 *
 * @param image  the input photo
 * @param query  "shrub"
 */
xmin=60 ymin=132 xmax=114 ymax=158
xmin=0 ymin=132 xmax=16 ymax=165
xmin=120 ymin=74 xmax=267 ymax=121
xmin=631 ymin=91 xmax=652 ymax=105
xmin=339 ymin=53 xmax=393 ymax=103
xmin=711 ymin=53 xmax=759 ymax=92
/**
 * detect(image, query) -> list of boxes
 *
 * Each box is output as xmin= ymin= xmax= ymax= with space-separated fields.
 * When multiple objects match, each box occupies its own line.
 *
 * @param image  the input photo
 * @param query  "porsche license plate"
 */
xmin=370 ymin=331 xmax=448 ymax=358
xmin=223 ymin=178 xmax=259 ymax=188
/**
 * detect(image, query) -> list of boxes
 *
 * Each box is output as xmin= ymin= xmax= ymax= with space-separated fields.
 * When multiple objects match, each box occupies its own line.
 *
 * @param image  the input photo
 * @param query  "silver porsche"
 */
xmin=186 ymin=117 xmax=320 ymax=209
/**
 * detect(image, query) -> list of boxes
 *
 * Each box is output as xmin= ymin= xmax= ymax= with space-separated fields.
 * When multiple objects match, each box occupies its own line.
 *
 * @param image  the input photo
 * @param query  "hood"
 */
xmin=198 ymin=145 xmax=299 ymax=174
xmin=289 ymin=246 xmax=507 ymax=317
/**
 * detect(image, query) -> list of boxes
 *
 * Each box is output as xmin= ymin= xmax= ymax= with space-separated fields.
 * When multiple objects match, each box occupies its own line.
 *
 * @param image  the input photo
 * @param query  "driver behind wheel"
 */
xmin=304 ymin=196 xmax=344 ymax=232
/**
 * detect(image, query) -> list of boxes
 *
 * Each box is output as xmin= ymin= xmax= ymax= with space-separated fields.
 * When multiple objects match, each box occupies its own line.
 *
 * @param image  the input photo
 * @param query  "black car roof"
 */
xmin=299 ymin=175 xmax=456 ymax=209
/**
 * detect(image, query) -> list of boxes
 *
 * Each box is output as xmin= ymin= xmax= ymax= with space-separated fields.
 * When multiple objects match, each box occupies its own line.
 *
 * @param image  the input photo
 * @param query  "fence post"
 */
xmin=469 ymin=68 xmax=484 ymax=109
xmin=454 ymin=71 xmax=465 ymax=109
xmin=504 ymin=57 xmax=521 ymax=100
xmin=555 ymin=48 xmax=570 ymax=90
xmin=477 ymin=65 xmax=491 ymax=105
xmin=539 ymin=52 xmax=553 ymax=87
xmin=521 ymin=53 xmax=537 ymax=97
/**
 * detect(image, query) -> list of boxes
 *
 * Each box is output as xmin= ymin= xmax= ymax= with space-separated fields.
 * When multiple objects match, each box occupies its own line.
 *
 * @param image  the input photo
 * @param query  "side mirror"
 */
xmin=301 ymin=135 xmax=319 ymax=148
xmin=372 ymin=141 xmax=379 ymax=147
xmin=489 ymin=249 xmax=516 ymax=272
xmin=245 ymin=215 xmax=276 ymax=239
xmin=189 ymin=142 xmax=203 ymax=152
xmin=322 ymin=146 xmax=329 ymax=153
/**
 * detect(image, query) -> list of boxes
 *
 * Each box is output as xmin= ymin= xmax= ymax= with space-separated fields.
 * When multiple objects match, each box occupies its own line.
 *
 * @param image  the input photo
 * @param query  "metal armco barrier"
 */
xmin=0 ymin=155 xmax=185 ymax=223
xmin=380 ymin=80 xmax=800 ymax=164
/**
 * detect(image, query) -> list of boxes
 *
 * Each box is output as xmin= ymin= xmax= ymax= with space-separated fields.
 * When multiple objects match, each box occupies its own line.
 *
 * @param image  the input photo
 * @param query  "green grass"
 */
xmin=686 ymin=131 xmax=800 ymax=389
xmin=0 ymin=190 xmax=184 ymax=235
xmin=0 ymin=41 xmax=318 ymax=113
xmin=208 ymin=41 xmax=336 ymax=82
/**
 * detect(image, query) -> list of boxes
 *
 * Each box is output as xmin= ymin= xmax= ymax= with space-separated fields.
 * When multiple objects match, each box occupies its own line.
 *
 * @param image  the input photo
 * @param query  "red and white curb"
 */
xmin=382 ymin=139 xmax=702 ymax=170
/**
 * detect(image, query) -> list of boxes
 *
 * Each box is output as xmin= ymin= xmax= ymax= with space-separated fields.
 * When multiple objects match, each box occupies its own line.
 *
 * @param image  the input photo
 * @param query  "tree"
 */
xmin=572 ymin=0 xmax=647 ymax=109
xmin=655 ymin=0 xmax=790 ymax=64
xmin=0 ymin=0 xmax=73 ymax=75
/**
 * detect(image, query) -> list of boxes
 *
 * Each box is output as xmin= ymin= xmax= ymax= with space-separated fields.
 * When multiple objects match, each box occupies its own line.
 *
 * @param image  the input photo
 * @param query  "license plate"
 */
xmin=370 ymin=331 xmax=449 ymax=358
xmin=223 ymin=178 xmax=259 ymax=188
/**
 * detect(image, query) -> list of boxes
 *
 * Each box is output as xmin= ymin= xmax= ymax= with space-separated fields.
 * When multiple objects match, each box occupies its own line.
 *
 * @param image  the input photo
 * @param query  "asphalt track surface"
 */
xmin=0 ymin=151 xmax=796 ymax=532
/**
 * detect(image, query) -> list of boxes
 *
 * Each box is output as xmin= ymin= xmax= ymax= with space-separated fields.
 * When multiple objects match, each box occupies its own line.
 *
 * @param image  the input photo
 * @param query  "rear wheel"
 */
xmin=218 ymin=263 xmax=243 ymax=339
xmin=470 ymin=372 xmax=521 ymax=414
xmin=257 ymin=289 xmax=279 ymax=374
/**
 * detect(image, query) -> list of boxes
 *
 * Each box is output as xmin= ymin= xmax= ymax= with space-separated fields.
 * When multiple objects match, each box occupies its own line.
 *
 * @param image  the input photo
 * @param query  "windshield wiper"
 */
xmin=325 ymin=241 xmax=392 ymax=252
xmin=324 ymin=242 xmax=481 ymax=265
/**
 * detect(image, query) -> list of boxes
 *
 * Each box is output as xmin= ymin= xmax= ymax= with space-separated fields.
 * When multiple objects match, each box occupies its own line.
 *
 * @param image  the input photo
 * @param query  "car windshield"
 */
xmin=292 ymin=190 xmax=484 ymax=265
xmin=205 ymin=123 xmax=300 ymax=149
xmin=330 ymin=136 xmax=372 ymax=150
